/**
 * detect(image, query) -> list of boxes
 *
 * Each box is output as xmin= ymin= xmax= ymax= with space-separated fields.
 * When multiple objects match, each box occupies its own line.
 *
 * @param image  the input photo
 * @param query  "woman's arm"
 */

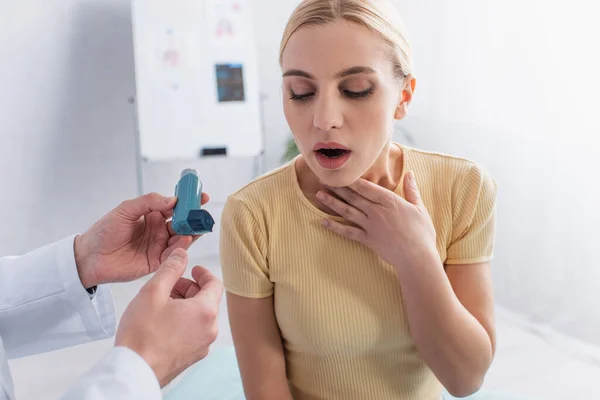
xmin=396 ymin=253 xmax=495 ymax=398
xmin=227 ymin=293 xmax=294 ymax=400
xmin=314 ymin=166 xmax=497 ymax=397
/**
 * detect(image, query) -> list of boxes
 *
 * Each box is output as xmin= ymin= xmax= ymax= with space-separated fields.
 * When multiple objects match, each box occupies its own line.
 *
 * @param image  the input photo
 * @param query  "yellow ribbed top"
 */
xmin=219 ymin=143 xmax=498 ymax=400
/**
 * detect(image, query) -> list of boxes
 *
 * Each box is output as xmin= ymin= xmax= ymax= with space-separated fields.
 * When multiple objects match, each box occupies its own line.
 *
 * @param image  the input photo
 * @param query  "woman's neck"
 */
xmin=361 ymin=141 xmax=403 ymax=191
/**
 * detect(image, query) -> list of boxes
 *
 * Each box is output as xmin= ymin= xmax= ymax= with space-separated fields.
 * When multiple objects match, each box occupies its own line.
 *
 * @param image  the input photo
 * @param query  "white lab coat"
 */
xmin=0 ymin=235 xmax=162 ymax=400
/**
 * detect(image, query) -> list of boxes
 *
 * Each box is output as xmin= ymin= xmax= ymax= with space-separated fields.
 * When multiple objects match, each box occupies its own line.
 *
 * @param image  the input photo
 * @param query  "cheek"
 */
xmin=347 ymin=96 xmax=395 ymax=141
xmin=283 ymin=101 xmax=313 ymax=151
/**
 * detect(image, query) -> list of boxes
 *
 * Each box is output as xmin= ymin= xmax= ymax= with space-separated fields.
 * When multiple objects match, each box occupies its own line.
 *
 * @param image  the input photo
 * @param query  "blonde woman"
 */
xmin=220 ymin=1 xmax=497 ymax=399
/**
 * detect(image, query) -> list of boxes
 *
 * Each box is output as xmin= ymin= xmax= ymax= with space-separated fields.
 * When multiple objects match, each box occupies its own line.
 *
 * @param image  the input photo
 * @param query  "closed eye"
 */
xmin=289 ymin=87 xmax=374 ymax=101
xmin=289 ymin=91 xmax=315 ymax=101
xmin=343 ymin=88 xmax=374 ymax=99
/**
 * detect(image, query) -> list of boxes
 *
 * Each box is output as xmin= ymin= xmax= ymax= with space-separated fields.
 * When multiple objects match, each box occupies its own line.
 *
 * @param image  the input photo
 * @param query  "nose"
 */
xmin=312 ymin=90 xmax=343 ymax=132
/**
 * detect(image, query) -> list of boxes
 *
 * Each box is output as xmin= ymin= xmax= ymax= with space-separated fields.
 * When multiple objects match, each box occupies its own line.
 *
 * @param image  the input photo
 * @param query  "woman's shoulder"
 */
xmin=224 ymin=161 xmax=296 ymax=212
xmin=400 ymin=144 xmax=497 ymax=222
xmin=401 ymin=144 xmax=493 ymax=187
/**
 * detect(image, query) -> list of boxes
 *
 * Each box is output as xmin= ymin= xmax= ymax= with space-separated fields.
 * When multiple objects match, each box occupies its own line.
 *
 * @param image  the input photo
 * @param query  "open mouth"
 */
xmin=316 ymin=148 xmax=351 ymax=158
xmin=313 ymin=142 xmax=352 ymax=169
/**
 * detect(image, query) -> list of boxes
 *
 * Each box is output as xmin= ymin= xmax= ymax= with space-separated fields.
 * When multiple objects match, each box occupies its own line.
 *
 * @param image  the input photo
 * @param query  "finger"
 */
xmin=189 ymin=235 xmax=201 ymax=246
xmin=167 ymin=219 xmax=203 ymax=244
xmin=146 ymin=212 xmax=172 ymax=270
xmin=146 ymin=248 xmax=188 ymax=297
xmin=160 ymin=237 xmax=195 ymax=263
xmin=117 ymin=192 xmax=177 ymax=220
xmin=161 ymin=209 xmax=174 ymax=220
xmin=161 ymin=234 xmax=200 ymax=263
xmin=191 ymin=266 xmax=224 ymax=309
xmin=167 ymin=221 xmax=176 ymax=237
xmin=161 ymin=193 xmax=208 ymax=220
xmin=161 ymin=235 xmax=202 ymax=261
xmin=322 ymin=186 xmax=373 ymax=215
xmin=316 ymin=191 xmax=367 ymax=226
xmin=167 ymin=234 xmax=179 ymax=247
xmin=162 ymin=193 xmax=210 ymax=223
xmin=171 ymin=278 xmax=190 ymax=299
xmin=201 ymin=192 xmax=210 ymax=205
xmin=172 ymin=277 xmax=201 ymax=299
xmin=167 ymin=234 xmax=192 ymax=248
xmin=403 ymin=170 xmax=424 ymax=207
xmin=348 ymin=179 xmax=394 ymax=206
xmin=322 ymin=219 xmax=368 ymax=244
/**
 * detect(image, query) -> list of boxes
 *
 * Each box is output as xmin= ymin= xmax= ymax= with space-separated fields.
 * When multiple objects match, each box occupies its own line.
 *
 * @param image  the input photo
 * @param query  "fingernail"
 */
xmin=169 ymin=250 xmax=184 ymax=261
xmin=322 ymin=219 xmax=330 ymax=227
xmin=316 ymin=191 xmax=326 ymax=201
xmin=165 ymin=196 xmax=176 ymax=205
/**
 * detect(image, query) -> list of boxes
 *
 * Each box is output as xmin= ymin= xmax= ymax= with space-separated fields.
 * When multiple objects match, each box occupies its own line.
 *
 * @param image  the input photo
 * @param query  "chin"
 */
xmin=306 ymin=152 xmax=363 ymax=187
xmin=315 ymin=170 xmax=360 ymax=188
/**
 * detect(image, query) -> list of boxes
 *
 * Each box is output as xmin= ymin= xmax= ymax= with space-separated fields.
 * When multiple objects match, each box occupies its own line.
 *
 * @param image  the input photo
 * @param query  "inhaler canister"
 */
xmin=172 ymin=169 xmax=215 ymax=235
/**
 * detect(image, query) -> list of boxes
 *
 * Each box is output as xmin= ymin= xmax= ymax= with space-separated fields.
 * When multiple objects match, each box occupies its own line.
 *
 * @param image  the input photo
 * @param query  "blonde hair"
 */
xmin=279 ymin=0 xmax=413 ymax=79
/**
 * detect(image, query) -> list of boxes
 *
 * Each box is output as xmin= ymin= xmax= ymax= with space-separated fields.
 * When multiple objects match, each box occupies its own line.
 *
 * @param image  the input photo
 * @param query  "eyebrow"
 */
xmin=282 ymin=66 xmax=376 ymax=79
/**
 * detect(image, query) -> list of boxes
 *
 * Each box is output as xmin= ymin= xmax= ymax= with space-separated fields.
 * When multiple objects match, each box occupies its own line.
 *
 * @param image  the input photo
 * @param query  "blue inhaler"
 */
xmin=172 ymin=169 xmax=215 ymax=235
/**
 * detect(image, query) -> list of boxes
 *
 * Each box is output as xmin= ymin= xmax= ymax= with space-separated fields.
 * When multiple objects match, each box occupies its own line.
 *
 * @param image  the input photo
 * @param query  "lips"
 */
xmin=313 ymin=142 xmax=350 ymax=151
xmin=313 ymin=142 xmax=352 ymax=169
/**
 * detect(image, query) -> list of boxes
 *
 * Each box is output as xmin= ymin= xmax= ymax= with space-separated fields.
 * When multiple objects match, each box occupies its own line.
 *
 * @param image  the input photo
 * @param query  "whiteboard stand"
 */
xmin=254 ymin=91 xmax=269 ymax=178
xmin=130 ymin=95 xmax=145 ymax=197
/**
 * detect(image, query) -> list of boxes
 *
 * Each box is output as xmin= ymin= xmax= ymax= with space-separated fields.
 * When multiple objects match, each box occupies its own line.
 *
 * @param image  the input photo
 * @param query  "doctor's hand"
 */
xmin=74 ymin=192 xmax=209 ymax=289
xmin=115 ymin=248 xmax=223 ymax=387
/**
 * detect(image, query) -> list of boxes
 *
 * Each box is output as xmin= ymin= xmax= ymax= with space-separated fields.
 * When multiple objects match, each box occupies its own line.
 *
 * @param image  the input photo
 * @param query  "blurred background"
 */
xmin=1 ymin=0 xmax=599 ymax=399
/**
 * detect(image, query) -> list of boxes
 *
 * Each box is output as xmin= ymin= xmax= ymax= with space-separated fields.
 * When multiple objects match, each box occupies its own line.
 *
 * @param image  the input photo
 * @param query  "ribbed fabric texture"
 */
xmin=219 ymin=143 xmax=497 ymax=400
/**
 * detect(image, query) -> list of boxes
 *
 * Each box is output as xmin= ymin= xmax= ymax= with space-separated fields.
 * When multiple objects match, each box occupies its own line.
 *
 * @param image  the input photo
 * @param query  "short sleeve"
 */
xmin=445 ymin=164 xmax=498 ymax=265
xmin=219 ymin=195 xmax=273 ymax=298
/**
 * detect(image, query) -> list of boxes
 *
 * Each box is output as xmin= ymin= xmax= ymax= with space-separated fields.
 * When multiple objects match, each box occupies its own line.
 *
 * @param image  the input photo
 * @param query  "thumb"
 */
xmin=117 ymin=192 xmax=177 ymax=220
xmin=404 ymin=171 xmax=423 ymax=206
xmin=146 ymin=248 xmax=188 ymax=296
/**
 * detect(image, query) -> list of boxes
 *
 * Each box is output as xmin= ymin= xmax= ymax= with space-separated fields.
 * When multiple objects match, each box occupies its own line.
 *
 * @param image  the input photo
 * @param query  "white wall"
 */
xmin=392 ymin=0 xmax=600 ymax=349
xmin=252 ymin=0 xmax=302 ymax=171
xmin=0 ymin=0 xmax=139 ymax=256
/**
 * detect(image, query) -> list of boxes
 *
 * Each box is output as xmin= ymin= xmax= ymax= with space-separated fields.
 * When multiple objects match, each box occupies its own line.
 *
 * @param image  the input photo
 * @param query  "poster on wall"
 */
xmin=160 ymin=29 xmax=183 ymax=69
xmin=215 ymin=63 xmax=245 ymax=102
xmin=154 ymin=28 xmax=198 ymax=91
xmin=206 ymin=0 xmax=249 ymax=48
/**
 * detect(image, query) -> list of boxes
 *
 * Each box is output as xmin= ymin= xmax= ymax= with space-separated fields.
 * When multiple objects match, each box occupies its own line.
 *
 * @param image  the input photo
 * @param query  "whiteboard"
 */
xmin=131 ymin=0 xmax=263 ymax=161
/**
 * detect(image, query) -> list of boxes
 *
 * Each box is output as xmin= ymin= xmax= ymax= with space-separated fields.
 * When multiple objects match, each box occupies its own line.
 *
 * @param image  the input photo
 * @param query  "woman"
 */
xmin=219 ymin=1 xmax=497 ymax=399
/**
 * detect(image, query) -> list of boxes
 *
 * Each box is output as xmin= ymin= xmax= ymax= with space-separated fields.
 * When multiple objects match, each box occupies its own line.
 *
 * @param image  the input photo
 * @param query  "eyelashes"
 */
xmin=289 ymin=92 xmax=314 ymax=101
xmin=344 ymin=88 xmax=374 ymax=99
xmin=289 ymin=87 xmax=374 ymax=102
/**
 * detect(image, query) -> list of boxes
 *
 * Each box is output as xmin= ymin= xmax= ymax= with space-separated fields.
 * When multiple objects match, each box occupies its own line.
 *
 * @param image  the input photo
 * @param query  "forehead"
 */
xmin=281 ymin=19 xmax=391 ymax=76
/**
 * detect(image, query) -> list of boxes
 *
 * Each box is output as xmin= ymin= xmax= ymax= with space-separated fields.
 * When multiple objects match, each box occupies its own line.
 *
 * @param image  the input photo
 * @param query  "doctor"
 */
xmin=0 ymin=192 xmax=223 ymax=400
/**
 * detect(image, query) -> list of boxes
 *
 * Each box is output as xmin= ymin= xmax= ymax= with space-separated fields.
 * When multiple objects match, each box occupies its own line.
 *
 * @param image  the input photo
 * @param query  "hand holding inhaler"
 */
xmin=114 ymin=169 xmax=221 ymax=387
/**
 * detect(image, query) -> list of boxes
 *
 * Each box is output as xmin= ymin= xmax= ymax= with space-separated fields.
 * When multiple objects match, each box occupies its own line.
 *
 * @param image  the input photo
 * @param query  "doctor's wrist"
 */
xmin=74 ymin=234 xmax=97 ymax=289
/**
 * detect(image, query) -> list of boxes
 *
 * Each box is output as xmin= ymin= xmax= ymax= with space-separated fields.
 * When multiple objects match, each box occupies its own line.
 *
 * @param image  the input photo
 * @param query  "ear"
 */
xmin=394 ymin=76 xmax=417 ymax=120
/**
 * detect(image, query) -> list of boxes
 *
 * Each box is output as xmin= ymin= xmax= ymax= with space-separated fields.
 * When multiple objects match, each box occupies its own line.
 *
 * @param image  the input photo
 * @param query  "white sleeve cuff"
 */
xmin=60 ymin=346 xmax=162 ymax=400
xmin=1 ymin=235 xmax=117 ymax=358
xmin=56 ymin=235 xmax=117 ymax=340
